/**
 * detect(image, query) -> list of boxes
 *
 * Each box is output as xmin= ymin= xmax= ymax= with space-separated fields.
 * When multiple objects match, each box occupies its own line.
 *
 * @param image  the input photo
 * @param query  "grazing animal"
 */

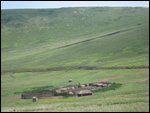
xmin=32 ymin=96 xmax=38 ymax=102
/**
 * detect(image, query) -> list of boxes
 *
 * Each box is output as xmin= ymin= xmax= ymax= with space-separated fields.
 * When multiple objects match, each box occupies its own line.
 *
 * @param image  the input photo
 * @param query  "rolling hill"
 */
xmin=1 ymin=7 xmax=149 ymax=112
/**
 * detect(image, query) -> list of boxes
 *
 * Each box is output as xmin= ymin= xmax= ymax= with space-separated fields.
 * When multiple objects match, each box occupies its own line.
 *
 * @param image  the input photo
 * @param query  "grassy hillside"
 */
xmin=2 ymin=24 xmax=149 ymax=71
xmin=1 ymin=7 xmax=149 ymax=71
xmin=1 ymin=7 xmax=149 ymax=112
xmin=2 ymin=7 xmax=149 ymax=49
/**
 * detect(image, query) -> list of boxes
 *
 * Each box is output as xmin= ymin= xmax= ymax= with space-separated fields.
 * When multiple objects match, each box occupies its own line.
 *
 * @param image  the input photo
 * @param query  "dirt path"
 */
xmin=121 ymin=77 xmax=149 ymax=84
xmin=135 ymin=77 xmax=149 ymax=83
xmin=54 ymin=25 xmax=139 ymax=49
xmin=1 ymin=95 xmax=64 ymax=101
xmin=1 ymin=95 xmax=20 ymax=100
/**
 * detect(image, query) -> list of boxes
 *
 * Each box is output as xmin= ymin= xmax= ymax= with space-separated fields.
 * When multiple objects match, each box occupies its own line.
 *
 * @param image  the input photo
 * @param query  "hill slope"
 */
xmin=1 ymin=7 xmax=149 ymax=71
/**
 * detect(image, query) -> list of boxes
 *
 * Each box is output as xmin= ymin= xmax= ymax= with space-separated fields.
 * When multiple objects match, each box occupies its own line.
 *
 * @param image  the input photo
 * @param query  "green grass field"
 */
xmin=1 ymin=7 xmax=149 ymax=112
xmin=1 ymin=69 xmax=149 ymax=112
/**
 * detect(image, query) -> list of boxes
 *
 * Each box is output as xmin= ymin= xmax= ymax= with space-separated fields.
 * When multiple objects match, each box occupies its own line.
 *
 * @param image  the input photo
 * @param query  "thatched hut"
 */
xmin=77 ymin=90 xmax=92 ymax=97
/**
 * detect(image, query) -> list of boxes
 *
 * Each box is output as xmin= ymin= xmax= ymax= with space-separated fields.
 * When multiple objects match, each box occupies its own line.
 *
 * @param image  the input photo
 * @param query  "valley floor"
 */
xmin=1 ymin=68 xmax=149 ymax=112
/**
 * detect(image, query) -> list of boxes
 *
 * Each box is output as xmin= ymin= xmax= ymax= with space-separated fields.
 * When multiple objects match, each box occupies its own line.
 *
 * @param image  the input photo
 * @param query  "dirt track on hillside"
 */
xmin=54 ymin=25 xmax=139 ymax=49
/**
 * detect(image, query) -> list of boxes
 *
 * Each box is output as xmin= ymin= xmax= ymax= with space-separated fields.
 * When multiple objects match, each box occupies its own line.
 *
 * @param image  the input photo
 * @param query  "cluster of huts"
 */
xmin=55 ymin=80 xmax=112 ymax=97
xmin=21 ymin=80 xmax=112 ymax=100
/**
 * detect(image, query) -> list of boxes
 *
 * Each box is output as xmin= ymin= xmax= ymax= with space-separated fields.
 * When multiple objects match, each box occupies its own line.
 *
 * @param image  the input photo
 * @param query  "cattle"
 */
xmin=32 ymin=96 xmax=38 ymax=102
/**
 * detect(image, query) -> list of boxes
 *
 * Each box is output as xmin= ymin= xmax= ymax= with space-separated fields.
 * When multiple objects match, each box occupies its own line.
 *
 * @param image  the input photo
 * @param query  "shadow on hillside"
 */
xmin=15 ymin=85 xmax=54 ymax=94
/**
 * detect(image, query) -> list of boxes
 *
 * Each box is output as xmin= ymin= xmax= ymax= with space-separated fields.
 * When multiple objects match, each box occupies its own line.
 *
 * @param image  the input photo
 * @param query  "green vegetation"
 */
xmin=1 ymin=7 xmax=149 ymax=112
xmin=1 ymin=69 xmax=149 ymax=112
